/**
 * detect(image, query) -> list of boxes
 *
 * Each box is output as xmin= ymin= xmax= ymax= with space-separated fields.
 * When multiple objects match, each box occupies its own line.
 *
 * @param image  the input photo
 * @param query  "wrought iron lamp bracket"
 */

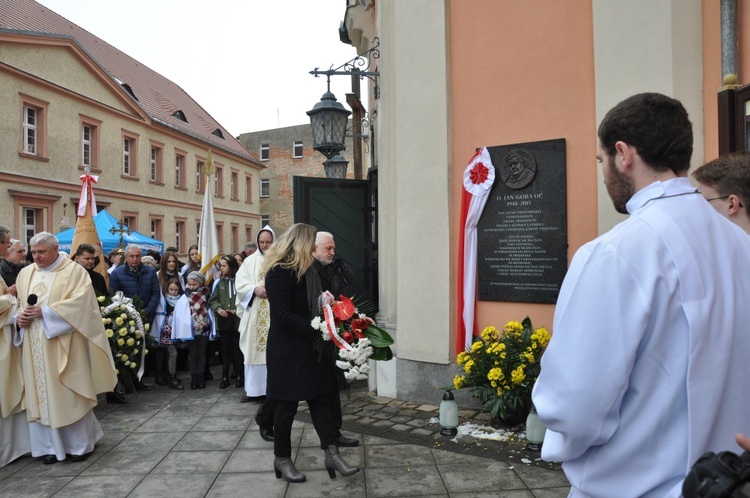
xmin=309 ymin=37 xmax=380 ymax=99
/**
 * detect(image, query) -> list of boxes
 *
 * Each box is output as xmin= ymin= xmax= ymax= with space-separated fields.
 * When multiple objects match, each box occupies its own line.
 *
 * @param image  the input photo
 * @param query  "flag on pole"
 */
xmin=198 ymin=150 xmax=221 ymax=286
xmin=71 ymin=168 xmax=109 ymax=288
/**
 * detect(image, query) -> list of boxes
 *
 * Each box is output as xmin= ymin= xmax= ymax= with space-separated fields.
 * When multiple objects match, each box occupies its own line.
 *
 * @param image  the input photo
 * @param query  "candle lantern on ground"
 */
xmin=525 ymin=404 xmax=546 ymax=451
xmin=439 ymin=390 xmax=459 ymax=436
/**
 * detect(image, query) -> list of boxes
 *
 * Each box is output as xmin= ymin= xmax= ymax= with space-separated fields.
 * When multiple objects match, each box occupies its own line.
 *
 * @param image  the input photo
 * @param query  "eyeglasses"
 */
xmin=703 ymin=195 xmax=744 ymax=208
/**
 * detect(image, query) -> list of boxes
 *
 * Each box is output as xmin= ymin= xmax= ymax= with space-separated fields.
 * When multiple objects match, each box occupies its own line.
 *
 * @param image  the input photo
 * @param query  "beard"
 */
xmin=605 ymin=157 xmax=635 ymax=214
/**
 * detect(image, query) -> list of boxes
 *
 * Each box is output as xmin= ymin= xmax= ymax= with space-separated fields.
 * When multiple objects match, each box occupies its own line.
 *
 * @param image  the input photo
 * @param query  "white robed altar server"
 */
xmin=0 ymin=276 xmax=30 ymax=467
xmin=14 ymin=233 xmax=116 ymax=464
xmin=533 ymin=94 xmax=750 ymax=497
xmin=236 ymin=226 xmax=275 ymax=398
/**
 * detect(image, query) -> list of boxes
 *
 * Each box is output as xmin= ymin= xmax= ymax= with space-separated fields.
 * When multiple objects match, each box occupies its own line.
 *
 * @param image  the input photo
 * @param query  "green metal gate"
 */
xmin=293 ymin=176 xmax=377 ymax=309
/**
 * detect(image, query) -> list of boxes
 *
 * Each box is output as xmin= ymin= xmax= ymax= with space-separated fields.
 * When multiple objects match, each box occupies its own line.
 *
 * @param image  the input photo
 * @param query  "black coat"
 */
xmin=265 ymin=265 xmax=336 ymax=401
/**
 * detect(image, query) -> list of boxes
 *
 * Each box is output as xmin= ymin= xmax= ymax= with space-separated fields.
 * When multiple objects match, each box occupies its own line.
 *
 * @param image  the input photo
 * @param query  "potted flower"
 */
xmin=453 ymin=317 xmax=550 ymax=425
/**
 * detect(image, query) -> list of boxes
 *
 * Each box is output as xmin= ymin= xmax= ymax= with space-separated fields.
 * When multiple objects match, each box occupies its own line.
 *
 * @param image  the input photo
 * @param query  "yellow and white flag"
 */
xmin=198 ymin=150 xmax=221 ymax=285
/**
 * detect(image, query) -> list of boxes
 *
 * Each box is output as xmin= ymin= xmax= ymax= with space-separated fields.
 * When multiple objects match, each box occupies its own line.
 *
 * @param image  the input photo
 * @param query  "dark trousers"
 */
xmin=219 ymin=329 xmax=243 ymax=377
xmin=187 ymin=335 xmax=208 ymax=375
xmin=256 ymin=397 xmax=276 ymax=431
xmin=273 ymin=394 xmax=337 ymax=458
xmin=327 ymin=386 xmax=343 ymax=437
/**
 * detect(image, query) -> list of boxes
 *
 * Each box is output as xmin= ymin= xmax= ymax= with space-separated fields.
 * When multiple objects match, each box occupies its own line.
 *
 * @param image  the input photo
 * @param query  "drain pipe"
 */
xmin=721 ymin=0 xmax=739 ymax=81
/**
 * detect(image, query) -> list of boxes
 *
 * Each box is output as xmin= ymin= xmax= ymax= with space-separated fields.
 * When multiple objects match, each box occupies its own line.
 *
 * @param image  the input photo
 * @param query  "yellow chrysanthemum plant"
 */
xmin=453 ymin=317 xmax=550 ymax=424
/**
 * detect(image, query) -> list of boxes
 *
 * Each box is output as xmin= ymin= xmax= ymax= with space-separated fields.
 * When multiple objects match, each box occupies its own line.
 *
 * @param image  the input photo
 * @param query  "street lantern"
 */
xmin=307 ymin=90 xmax=351 ymax=161
xmin=324 ymin=154 xmax=349 ymax=179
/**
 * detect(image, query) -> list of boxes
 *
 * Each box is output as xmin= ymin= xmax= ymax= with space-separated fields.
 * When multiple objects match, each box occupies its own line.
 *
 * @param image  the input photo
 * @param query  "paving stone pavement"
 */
xmin=0 ymin=365 xmax=570 ymax=497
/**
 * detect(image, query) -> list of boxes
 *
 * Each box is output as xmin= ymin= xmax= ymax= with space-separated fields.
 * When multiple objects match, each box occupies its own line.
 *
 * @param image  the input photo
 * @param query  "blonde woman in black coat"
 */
xmin=263 ymin=223 xmax=359 ymax=483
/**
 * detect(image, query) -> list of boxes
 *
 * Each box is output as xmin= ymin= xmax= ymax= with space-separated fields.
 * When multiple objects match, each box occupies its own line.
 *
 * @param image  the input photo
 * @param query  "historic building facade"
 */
xmin=237 ymin=123 xmax=355 ymax=233
xmin=0 ymin=1 xmax=263 ymax=256
xmin=340 ymin=0 xmax=733 ymax=404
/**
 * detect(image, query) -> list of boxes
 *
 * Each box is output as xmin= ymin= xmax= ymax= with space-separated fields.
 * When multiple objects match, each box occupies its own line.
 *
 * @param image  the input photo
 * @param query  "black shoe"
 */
xmin=220 ymin=377 xmax=230 ymax=389
xmin=134 ymin=381 xmax=151 ymax=392
xmin=198 ymin=374 xmax=206 ymax=389
xmin=69 ymin=452 xmax=92 ymax=462
xmin=334 ymin=435 xmax=360 ymax=447
xmin=169 ymin=375 xmax=184 ymax=390
xmin=235 ymin=377 xmax=244 ymax=388
xmin=204 ymin=371 xmax=214 ymax=381
xmin=190 ymin=374 xmax=199 ymax=390
xmin=240 ymin=395 xmax=252 ymax=403
xmin=42 ymin=455 xmax=59 ymax=465
xmin=259 ymin=428 xmax=274 ymax=442
xmin=106 ymin=391 xmax=127 ymax=404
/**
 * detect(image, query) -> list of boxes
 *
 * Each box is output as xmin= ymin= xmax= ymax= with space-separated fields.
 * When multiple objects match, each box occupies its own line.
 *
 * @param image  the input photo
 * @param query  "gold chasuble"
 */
xmin=0 ymin=279 xmax=22 ymax=419
xmin=16 ymin=256 xmax=116 ymax=429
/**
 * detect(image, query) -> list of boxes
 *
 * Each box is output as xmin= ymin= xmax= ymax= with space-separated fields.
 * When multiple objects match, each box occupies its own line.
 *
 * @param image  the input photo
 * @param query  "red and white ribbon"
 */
xmin=78 ymin=172 xmax=99 ymax=216
xmin=322 ymin=303 xmax=353 ymax=351
xmin=457 ymin=147 xmax=495 ymax=353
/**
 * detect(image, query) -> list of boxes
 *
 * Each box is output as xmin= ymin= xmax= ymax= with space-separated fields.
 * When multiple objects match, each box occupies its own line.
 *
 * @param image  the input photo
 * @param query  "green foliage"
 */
xmin=452 ymin=317 xmax=551 ymax=423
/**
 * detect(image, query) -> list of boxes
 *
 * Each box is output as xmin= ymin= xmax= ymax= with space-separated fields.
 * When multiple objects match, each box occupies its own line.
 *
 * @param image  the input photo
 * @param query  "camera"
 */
xmin=683 ymin=450 xmax=750 ymax=497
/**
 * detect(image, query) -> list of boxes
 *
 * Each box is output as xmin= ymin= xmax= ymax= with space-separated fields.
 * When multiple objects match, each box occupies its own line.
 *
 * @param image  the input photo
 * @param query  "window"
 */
xmin=245 ymin=174 xmax=253 ymax=204
xmin=293 ymin=140 xmax=303 ymax=158
xmin=20 ymin=95 xmax=48 ymax=159
xmin=149 ymin=141 xmax=164 ymax=184
xmin=122 ymin=131 xmax=139 ymax=177
xmin=261 ymin=215 xmax=270 ymax=228
xmin=230 ymin=170 xmax=239 ymax=200
xmin=260 ymin=143 xmax=269 ymax=161
xmin=80 ymin=116 xmax=101 ymax=170
xmin=175 ymin=218 xmax=186 ymax=253
xmin=196 ymin=220 xmax=201 ymax=244
xmin=23 ymin=208 xmax=38 ymax=245
xmin=245 ymin=225 xmax=253 ymax=244
xmin=260 ymin=178 xmax=270 ymax=198
xmin=122 ymin=213 xmax=137 ymax=231
xmin=150 ymin=216 xmax=163 ymax=241
xmin=175 ymin=149 xmax=187 ymax=189
xmin=24 ymin=107 xmax=37 ymax=155
xmin=231 ymin=224 xmax=239 ymax=253
xmin=216 ymin=222 xmax=224 ymax=253
xmin=9 ymin=191 xmax=57 ymax=243
xmin=214 ymin=165 xmax=224 ymax=197
xmin=196 ymin=159 xmax=205 ymax=193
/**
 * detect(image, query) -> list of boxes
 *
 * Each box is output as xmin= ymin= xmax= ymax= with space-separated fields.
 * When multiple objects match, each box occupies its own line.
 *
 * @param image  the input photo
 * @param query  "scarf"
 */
xmin=187 ymin=287 xmax=209 ymax=333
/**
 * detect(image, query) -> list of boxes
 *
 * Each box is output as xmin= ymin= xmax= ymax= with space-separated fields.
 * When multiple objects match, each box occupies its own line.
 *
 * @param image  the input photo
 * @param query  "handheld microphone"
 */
xmin=27 ymin=294 xmax=38 ymax=306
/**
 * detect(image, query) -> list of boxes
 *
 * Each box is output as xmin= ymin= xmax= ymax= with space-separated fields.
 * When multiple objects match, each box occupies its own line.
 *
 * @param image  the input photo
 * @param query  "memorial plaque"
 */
xmin=477 ymin=139 xmax=567 ymax=304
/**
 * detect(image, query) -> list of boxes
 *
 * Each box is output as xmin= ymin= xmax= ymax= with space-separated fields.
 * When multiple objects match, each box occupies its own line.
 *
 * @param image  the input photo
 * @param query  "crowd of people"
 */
xmin=0 ymin=223 xmax=360 ymax=482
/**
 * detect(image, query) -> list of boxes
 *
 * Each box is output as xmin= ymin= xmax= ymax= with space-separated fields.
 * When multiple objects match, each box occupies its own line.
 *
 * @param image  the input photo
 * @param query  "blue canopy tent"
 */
xmin=55 ymin=210 xmax=164 ymax=254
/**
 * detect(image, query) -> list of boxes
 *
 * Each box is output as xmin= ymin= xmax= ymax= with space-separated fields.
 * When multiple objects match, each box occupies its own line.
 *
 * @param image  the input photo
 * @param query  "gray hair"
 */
xmin=124 ymin=244 xmax=142 ymax=255
xmin=0 ymin=225 xmax=10 ymax=243
xmin=315 ymin=231 xmax=334 ymax=245
xmin=9 ymin=239 xmax=24 ymax=250
xmin=29 ymin=232 xmax=59 ymax=248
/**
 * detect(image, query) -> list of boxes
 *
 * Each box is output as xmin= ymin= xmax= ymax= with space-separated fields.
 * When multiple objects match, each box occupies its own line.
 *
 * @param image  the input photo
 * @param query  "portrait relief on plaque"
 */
xmin=500 ymin=149 xmax=537 ymax=190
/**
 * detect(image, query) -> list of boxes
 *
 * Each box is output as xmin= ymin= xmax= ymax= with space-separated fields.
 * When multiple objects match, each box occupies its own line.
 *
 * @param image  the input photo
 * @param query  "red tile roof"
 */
xmin=0 ymin=0 xmax=259 ymax=164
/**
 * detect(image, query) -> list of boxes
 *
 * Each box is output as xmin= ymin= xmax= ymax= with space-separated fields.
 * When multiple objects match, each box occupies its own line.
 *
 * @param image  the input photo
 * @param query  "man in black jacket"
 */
xmin=0 ymin=239 xmax=26 ymax=287
xmin=312 ymin=231 xmax=359 ymax=448
xmin=73 ymin=244 xmax=108 ymax=296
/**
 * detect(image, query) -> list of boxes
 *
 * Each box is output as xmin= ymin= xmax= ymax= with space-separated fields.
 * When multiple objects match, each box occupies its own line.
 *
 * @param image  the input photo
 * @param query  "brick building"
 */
xmin=237 ymin=123 xmax=356 ymax=233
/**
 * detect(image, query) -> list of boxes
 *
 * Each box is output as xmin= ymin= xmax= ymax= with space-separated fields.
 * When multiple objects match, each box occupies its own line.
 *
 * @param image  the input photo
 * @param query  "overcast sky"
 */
xmin=36 ymin=0 xmax=361 ymax=137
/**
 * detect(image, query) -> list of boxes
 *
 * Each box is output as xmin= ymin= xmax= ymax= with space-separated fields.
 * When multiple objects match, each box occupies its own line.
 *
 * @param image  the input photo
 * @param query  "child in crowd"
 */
xmin=172 ymin=271 xmax=213 ymax=389
xmin=152 ymin=277 xmax=184 ymax=390
xmin=209 ymin=255 xmax=243 ymax=389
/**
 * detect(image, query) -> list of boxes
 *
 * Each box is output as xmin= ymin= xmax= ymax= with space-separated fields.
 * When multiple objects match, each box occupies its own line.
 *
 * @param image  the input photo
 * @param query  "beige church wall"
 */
xmin=593 ymin=0 xmax=704 ymax=234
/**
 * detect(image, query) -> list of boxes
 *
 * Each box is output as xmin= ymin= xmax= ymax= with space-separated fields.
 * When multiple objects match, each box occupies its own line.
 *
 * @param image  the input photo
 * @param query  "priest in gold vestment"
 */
xmin=14 ymin=232 xmax=116 ymax=464
xmin=0 ymin=253 xmax=30 ymax=467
